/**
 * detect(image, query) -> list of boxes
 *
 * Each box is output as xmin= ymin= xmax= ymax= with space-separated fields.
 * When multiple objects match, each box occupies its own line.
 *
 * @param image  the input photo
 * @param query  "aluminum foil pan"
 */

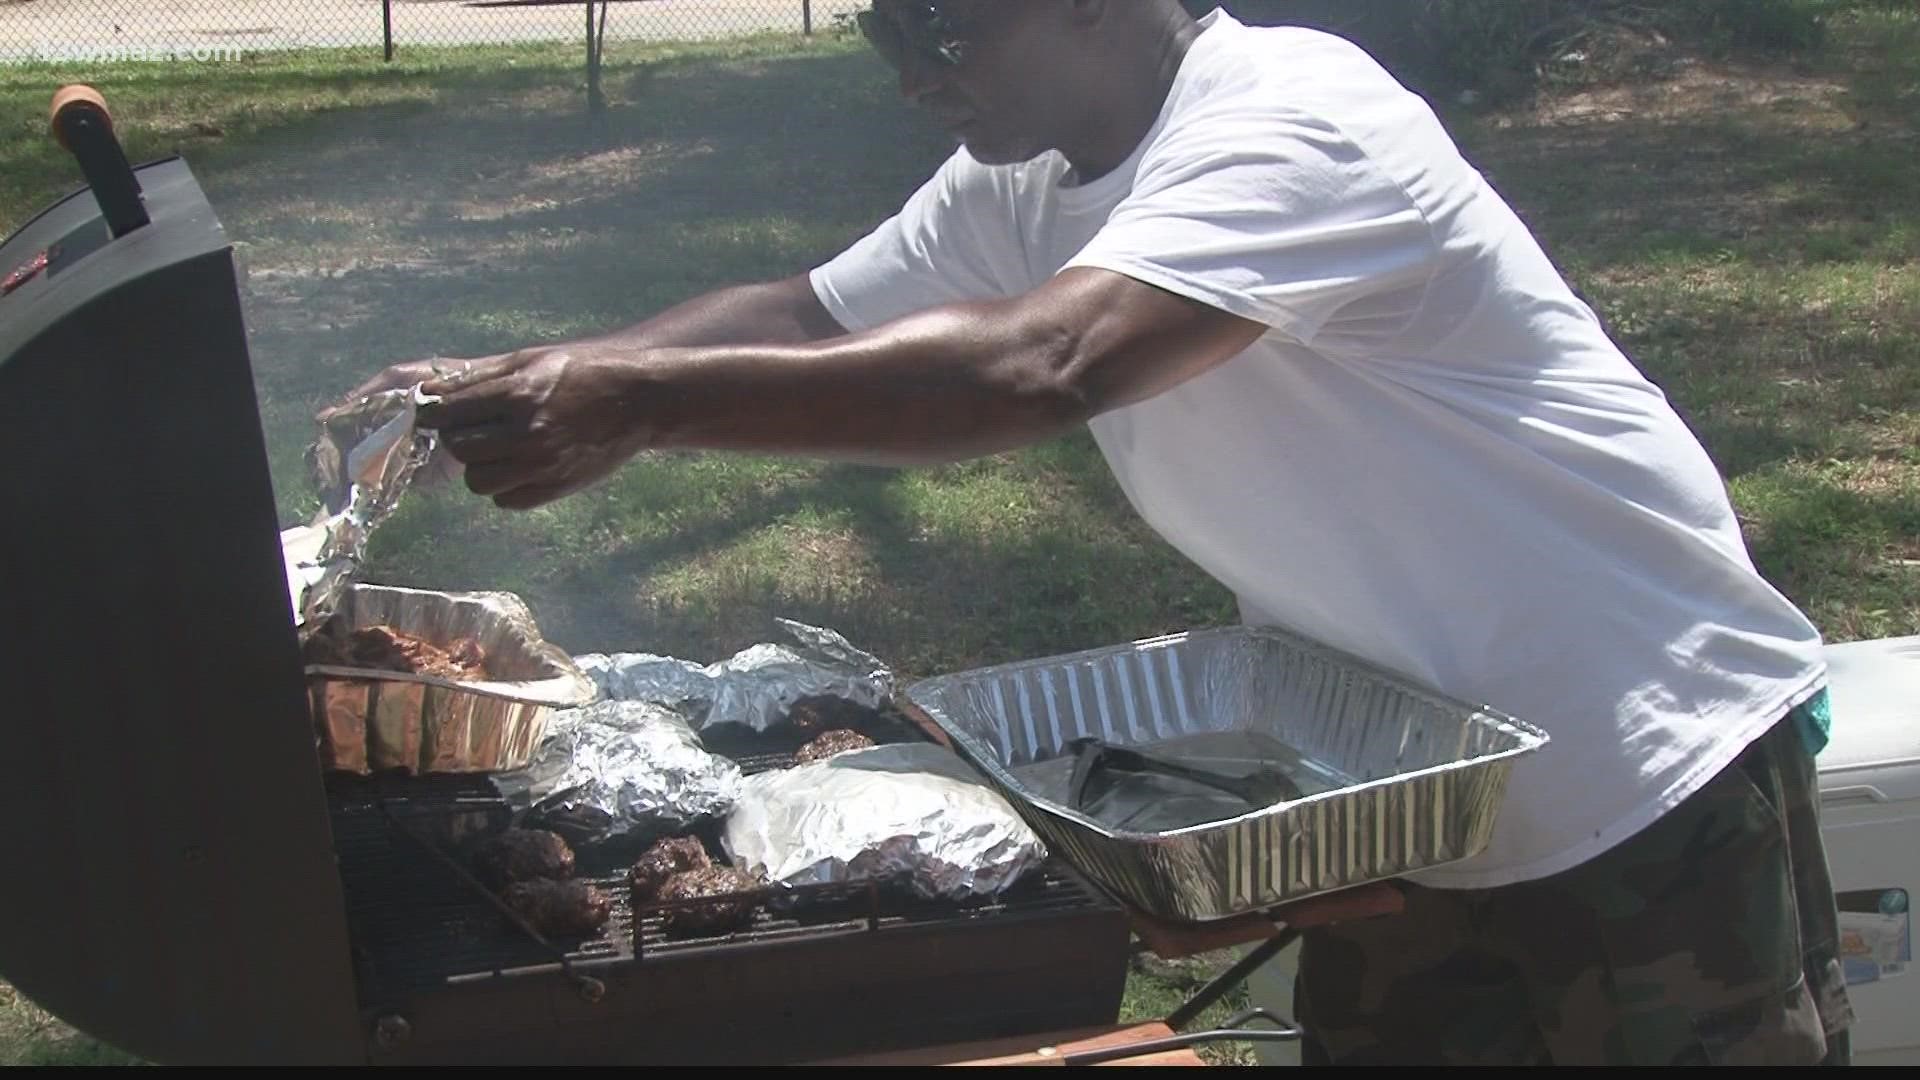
xmin=574 ymin=619 xmax=893 ymax=734
xmin=904 ymin=625 xmax=1549 ymax=922
xmin=285 ymin=385 xmax=440 ymax=640
xmin=496 ymin=700 xmax=744 ymax=846
xmin=722 ymin=742 xmax=1046 ymax=902
xmin=307 ymin=584 xmax=599 ymax=775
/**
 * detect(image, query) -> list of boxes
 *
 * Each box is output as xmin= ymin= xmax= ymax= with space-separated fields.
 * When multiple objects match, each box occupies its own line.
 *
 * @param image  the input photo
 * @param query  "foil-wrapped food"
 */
xmin=573 ymin=620 xmax=894 ymax=734
xmin=721 ymin=743 xmax=1046 ymax=903
xmin=499 ymin=700 xmax=744 ymax=846
xmin=286 ymin=385 xmax=441 ymax=639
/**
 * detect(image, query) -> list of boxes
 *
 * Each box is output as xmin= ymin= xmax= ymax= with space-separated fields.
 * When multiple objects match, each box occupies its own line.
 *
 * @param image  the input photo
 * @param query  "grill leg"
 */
xmin=1166 ymin=927 xmax=1300 ymax=1031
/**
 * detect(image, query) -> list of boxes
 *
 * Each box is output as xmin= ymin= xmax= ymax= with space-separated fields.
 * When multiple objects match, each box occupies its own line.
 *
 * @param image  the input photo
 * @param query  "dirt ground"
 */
xmin=0 ymin=0 xmax=865 ymax=60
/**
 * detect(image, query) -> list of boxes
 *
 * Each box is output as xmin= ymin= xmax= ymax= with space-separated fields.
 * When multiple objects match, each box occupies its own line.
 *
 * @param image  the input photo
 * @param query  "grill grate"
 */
xmin=631 ymin=863 xmax=1104 ymax=959
xmin=326 ymin=713 xmax=1114 ymax=1001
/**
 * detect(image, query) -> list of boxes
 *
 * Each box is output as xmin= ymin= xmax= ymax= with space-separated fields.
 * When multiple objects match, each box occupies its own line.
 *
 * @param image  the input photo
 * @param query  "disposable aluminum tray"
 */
xmin=306 ymin=584 xmax=598 ymax=775
xmin=904 ymin=626 xmax=1549 ymax=923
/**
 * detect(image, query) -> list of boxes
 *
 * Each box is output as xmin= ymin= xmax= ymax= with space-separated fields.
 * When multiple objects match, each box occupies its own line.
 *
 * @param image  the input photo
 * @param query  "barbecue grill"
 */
xmin=0 ymin=88 xmax=1134 ymax=1066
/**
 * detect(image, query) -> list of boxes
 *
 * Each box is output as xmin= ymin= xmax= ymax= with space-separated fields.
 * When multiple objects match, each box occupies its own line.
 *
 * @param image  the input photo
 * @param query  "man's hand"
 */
xmin=316 ymin=356 xmax=483 ymax=421
xmin=415 ymin=347 xmax=653 ymax=511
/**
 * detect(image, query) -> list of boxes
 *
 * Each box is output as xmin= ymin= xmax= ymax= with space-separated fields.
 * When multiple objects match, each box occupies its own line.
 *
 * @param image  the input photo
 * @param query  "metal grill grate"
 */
xmin=325 ymin=720 xmax=1114 ymax=1001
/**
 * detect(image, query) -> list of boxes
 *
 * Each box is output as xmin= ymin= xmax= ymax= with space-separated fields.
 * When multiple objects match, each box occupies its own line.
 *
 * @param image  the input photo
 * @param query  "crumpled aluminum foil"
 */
xmin=284 ymin=385 xmax=440 ymax=638
xmin=574 ymin=619 xmax=894 ymax=733
xmin=722 ymin=742 xmax=1046 ymax=902
xmin=496 ymin=700 xmax=743 ymax=845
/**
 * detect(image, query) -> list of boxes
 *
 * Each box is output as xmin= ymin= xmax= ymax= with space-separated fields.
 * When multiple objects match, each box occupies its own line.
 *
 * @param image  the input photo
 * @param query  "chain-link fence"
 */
xmin=0 ymin=1 xmax=869 ymax=64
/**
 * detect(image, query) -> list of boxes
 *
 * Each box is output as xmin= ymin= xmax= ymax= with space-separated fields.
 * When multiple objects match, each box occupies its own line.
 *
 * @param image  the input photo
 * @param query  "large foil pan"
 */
xmin=307 ymin=584 xmax=599 ymax=775
xmin=903 ymin=625 xmax=1549 ymax=923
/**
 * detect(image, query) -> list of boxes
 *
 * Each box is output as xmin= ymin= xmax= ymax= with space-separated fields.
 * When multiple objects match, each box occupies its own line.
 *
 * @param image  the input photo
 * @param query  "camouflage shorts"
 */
xmin=1295 ymin=711 xmax=1857 ymax=1066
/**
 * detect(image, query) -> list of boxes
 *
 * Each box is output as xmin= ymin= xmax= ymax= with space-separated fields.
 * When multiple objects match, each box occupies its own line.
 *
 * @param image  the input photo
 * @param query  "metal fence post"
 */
xmin=803 ymin=0 xmax=814 ymax=36
xmin=587 ymin=2 xmax=606 ymax=117
xmin=382 ymin=0 xmax=394 ymax=61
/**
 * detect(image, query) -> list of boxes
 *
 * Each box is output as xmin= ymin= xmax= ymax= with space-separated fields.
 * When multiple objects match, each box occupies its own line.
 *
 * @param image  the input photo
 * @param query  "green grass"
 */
xmin=0 ymin=985 xmax=142 ymax=1067
xmin=2 ymin=2 xmax=1916 ymax=1065
xmin=1119 ymin=951 xmax=1271 ymax=1066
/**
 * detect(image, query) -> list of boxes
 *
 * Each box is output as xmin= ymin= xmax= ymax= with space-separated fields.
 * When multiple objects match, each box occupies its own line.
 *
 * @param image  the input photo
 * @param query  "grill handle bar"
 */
xmin=1061 ymin=1008 xmax=1303 ymax=1066
xmin=49 ymin=86 xmax=149 ymax=239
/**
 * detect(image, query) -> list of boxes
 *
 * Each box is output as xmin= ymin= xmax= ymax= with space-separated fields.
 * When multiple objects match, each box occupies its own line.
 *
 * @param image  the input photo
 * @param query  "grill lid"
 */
xmin=0 ymin=89 xmax=361 ymax=1065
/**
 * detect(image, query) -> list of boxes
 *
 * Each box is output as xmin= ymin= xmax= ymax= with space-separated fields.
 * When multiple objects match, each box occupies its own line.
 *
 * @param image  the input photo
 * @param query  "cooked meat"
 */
xmin=472 ymin=828 xmax=576 ymax=890
xmin=630 ymin=835 xmax=713 ymax=902
xmin=300 ymin=629 xmax=352 ymax=668
xmin=502 ymin=879 xmax=612 ymax=938
xmin=443 ymin=636 xmax=488 ymax=674
xmin=305 ymin=624 xmax=489 ymax=680
xmin=794 ymin=728 xmax=876 ymax=764
xmin=655 ymin=866 xmax=759 ymax=934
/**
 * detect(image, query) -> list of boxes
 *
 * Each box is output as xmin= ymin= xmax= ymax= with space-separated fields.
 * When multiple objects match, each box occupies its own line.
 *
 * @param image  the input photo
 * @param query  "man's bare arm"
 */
xmin=418 ymin=267 xmax=1269 ymax=508
xmin=324 ymin=272 xmax=844 ymax=409
xmin=578 ymin=272 xmax=847 ymax=351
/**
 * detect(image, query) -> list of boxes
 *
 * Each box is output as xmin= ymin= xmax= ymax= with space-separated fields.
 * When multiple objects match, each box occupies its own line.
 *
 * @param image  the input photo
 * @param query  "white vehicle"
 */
xmin=1250 ymin=634 xmax=1920 ymax=1065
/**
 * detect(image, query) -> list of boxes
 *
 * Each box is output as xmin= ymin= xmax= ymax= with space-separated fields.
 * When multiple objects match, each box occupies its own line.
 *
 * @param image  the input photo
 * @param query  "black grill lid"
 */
xmin=0 ymin=90 xmax=362 ymax=1065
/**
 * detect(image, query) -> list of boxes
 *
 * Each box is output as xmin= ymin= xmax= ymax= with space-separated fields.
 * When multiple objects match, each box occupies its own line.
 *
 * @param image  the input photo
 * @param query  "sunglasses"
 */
xmin=856 ymin=1 xmax=984 ymax=71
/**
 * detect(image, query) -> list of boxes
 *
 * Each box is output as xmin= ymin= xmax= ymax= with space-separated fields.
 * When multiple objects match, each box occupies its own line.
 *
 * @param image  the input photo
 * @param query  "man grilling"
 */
xmin=330 ymin=1 xmax=1853 ymax=1064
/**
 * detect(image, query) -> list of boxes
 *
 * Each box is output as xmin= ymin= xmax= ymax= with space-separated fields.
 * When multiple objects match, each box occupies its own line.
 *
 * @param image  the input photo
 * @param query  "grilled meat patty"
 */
xmin=472 ymin=828 xmax=576 ymax=890
xmin=655 ymin=865 xmax=759 ymax=933
xmin=630 ymin=835 xmax=713 ymax=901
xmin=502 ymin=878 xmax=612 ymax=938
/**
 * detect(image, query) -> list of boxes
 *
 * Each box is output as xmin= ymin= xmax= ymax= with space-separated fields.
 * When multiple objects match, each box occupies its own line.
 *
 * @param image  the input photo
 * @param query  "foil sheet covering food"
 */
xmin=497 ymin=700 xmax=744 ymax=846
xmin=905 ymin=625 xmax=1550 ymax=922
xmin=721 ymin=742 xmax=1046 ymax=902
xmin=574 ymin=619 xmax=894 ymax=734
xmin=285 ymin=385 xmax=440 ymax=638
xmin=307 ymin=584 xmax=598 ymax=775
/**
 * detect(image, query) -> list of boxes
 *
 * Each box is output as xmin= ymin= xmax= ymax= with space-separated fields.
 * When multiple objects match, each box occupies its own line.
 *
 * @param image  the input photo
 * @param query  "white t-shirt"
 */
xmin=809 ymin=9 xmax=1826 ymax=888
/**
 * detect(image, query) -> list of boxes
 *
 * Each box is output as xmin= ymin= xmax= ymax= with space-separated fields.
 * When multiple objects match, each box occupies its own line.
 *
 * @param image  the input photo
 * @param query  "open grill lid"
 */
xmin=0 ymin=88 xmax=362 ymax=1064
